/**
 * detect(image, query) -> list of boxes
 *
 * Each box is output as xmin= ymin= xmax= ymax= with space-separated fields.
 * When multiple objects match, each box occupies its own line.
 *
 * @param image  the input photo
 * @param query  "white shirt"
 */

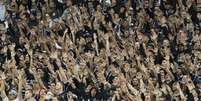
xmin=3 ymin=97 xmax=19 ymax=101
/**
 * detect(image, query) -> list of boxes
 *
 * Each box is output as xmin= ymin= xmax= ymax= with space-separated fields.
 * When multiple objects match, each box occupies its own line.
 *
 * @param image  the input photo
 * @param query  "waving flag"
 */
xmin=0 ymin=2 xmax=5 ymax=21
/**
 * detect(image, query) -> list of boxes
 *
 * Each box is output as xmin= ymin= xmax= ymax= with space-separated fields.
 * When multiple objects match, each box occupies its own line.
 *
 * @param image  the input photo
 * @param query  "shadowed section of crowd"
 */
xmin=0 ymin=0 xmax=201 ymax=101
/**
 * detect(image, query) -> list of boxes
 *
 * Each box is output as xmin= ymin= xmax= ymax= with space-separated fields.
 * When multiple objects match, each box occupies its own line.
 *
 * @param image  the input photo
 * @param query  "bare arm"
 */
xmin=17 ymin=70 xmax=23 ymax=100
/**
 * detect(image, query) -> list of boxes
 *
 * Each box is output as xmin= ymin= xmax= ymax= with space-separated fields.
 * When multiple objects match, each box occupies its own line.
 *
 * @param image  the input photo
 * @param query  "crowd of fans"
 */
xmin=0 ymin=0 xmax=201 ymax=101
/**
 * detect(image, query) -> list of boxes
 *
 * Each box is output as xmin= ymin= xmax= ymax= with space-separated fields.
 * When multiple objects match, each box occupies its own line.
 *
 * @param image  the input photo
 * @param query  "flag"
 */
xmin=0 ymin=3 xmax=5 ymax=21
